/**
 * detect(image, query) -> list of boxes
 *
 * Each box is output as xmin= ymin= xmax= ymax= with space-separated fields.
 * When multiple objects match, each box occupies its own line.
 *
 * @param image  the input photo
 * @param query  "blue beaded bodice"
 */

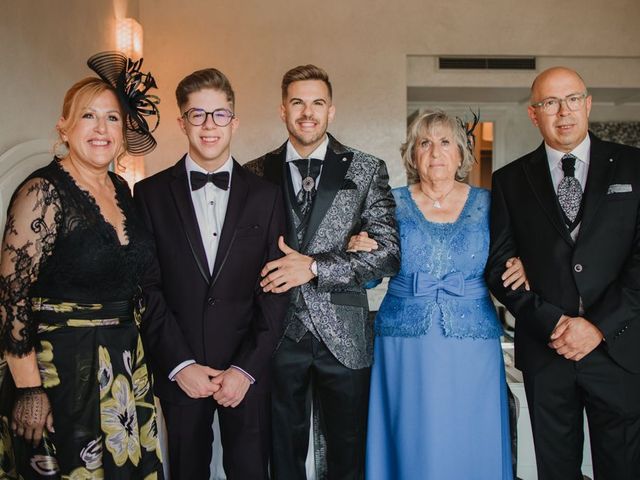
xmin=375 ymin=186 xmax=502 ymax=339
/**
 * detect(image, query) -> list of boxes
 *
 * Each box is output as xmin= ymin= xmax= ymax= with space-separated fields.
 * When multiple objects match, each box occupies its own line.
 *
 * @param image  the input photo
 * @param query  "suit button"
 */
xmin=574 ymin=264 xmax=583 ymax=273
xmin=207 ymin=297 xmax=217 ymax=306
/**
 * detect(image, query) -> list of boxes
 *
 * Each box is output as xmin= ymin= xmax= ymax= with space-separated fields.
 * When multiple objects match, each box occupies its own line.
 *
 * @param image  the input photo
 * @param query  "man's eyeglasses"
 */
xmin=530 ymin=93 xmax=588 ymax=116
xmin=182 ymin=108 xmax=235 ymax=127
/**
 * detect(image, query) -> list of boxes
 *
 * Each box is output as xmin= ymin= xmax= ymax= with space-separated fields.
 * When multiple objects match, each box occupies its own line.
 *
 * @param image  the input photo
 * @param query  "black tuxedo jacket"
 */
xmin=486 ymin=133 xmax=640 ymax=374
xmin=134 ymin=157 xmax=289 ymax=404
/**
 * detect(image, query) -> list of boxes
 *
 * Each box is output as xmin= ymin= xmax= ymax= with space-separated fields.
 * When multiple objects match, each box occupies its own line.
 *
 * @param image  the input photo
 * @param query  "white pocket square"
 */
xmin=607 ymin=184 xmax=632 ymax=194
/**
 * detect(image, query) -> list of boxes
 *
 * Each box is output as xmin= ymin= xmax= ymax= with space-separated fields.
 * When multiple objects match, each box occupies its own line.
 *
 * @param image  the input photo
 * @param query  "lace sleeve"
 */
xmin=0 ymin=178 xmax=60 ymax=356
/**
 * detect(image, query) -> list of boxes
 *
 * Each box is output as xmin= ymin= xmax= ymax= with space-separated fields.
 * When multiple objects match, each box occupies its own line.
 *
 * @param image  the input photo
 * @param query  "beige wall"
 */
xmin=1 ymin=0 xmax=639 ymax=185
xmin=139 ymin=0 xmax=640 ymax=184
xmin=408 ymin=54 xmax=640 ymax=170
xmin=0 ymin=0 xmax=142 ymax=156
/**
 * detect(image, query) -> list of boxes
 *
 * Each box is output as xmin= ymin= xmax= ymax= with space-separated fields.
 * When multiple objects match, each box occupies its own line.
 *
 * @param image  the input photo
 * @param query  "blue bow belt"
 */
xmin=387 ymin=271 xmax=489 ymax=301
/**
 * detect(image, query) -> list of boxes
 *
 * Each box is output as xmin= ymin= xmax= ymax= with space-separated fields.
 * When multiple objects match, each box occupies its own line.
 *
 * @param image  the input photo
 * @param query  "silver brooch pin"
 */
xmin=302 ymin=176 xmax=315 ymax=192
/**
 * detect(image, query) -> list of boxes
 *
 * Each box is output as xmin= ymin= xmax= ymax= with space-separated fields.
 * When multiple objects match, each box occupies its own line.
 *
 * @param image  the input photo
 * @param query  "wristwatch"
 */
xmin=310 ymin=260 xmax=318 ymax=276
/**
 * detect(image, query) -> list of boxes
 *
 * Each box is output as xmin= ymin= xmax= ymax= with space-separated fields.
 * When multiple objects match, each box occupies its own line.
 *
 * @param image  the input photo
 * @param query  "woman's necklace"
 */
xmin=66 ymin=157 xmax=111 ymax=193
xmin=419 ymin=183 xmax=456 ymax=209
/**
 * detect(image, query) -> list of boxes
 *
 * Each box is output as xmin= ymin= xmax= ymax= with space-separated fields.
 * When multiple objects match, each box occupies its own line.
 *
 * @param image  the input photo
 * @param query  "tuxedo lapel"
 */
xmin=283 ymin=164 xmax=301 ymax=250
xmin=300 ymin=143 xmax=353 ymax=251
xmin=210 ymin=160 xmax=248 ymax=288
xmin=263 ymin=142 xmax=287 ymax=186
xmin=169 ymin=156 xmax=211 ymax=284
xmin=523 ymin=144 xmax=574 ymax=246
xmin=264 ymin=145 xmax=299 ymax=250
xmin=578 ymin=134 xmax=616 ymax=237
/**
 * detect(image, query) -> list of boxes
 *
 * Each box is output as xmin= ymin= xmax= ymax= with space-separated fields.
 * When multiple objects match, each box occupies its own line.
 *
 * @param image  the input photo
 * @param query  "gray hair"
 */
xmin=400 ymin=110 xmax=476 ymax=184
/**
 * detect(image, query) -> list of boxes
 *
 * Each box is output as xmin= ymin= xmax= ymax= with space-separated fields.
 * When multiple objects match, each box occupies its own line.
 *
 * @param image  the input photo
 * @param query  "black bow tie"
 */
xmin=190 ymin=170 xmax=230 ymax=191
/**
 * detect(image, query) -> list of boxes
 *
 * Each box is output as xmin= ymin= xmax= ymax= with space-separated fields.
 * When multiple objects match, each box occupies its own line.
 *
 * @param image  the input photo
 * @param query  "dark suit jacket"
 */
xmin=245 ymin=134 xmax=400 ymax=369
xmin=134 ymin=157 xmax=289 ymax=404
xmin=486 ymin=133 xmax=640 ymax=374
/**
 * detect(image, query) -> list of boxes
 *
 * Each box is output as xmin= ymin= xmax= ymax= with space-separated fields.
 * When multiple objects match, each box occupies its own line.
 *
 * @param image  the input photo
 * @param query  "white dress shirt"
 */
xmin=169 ymin=155 xmax=255 ymax=384
xmin=186 ymin=154 xmax=232 ymax=274
xmin=546 ymin=135 xmax=591 ymax=194
xmin=286 ymin=135 xmax=329 ymax=193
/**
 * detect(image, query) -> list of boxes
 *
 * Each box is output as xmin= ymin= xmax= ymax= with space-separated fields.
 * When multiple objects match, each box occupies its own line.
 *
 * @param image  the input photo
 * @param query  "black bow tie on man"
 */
xmin=190 ymin=170 xmax=230 ymax=191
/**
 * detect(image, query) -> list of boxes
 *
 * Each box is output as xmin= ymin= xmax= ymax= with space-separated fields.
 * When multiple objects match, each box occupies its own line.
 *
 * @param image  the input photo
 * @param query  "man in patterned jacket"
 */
xmin=245 ymin=64 xmax=400 ymax=479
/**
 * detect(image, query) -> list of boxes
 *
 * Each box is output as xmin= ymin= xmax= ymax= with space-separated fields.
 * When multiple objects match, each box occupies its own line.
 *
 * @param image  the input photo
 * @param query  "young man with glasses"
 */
xmin=487 ymin=66 xmax=640 ymax=480
xmin=134 ymin=68 xmax=289 ymax=479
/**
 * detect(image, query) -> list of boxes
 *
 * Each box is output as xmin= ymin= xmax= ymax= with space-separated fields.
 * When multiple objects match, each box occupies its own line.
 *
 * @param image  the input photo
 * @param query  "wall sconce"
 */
xmin=116 ymin=18 xmax=143 ymax=59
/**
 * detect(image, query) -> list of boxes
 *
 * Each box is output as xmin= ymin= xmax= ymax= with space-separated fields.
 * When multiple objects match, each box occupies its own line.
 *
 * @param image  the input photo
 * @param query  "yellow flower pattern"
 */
xmin=63 ymin=466 xmax=104 ymax=480
xmin=37 ymin=340 xmax=60 ymax=388
xmin=98 ymin=346 xmax=113 ymax=400
xmin=0 ymin=415 xmax=21 ymax=479
xmin=29 ymin=450 xmax=60 ymax=476
xmin=15 ymin=298 xmax=162 ymax=477
xmin=140 ymin=414 xmax=160 ymax=457
xmin=135 ymin=335 xmax=145 ymax=367
xmin=101 ymin=375 xmax=141 ymax=467
xmin=132 ymin=364 xmax=150 ymax=401
xmin=80 ymin=437 xmax=103 ymax=470
xmin=32 ymin=298 xmax=102 ymax=314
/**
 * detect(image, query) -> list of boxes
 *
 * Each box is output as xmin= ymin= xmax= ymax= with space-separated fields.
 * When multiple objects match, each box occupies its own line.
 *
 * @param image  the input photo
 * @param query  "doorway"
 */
xmin=468 ymin=121 xmax=493 ymax=189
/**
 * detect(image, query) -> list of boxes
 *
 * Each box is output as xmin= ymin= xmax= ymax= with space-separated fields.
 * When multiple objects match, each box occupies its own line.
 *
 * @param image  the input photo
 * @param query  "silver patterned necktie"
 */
xmin=292 ymin=158 xmax=323 ymax=217
xmin=557 ymin=153 xmax=582 ymax=224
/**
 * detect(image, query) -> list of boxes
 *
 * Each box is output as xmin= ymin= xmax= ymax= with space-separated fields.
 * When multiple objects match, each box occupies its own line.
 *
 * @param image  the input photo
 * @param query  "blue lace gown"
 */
xmin=365 ymin=186 xmax=512 ymax=480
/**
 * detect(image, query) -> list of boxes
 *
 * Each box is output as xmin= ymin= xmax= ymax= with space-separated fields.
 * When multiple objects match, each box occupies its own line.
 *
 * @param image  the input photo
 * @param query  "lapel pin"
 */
xmin=342 ymin=157 xmax=347 ymax=162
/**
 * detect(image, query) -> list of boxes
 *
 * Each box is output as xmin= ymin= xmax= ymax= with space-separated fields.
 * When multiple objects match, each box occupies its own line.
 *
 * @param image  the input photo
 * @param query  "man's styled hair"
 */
xmin=175 ymin=68 xmax=235 ymax=111
xmin=281 ymin=64 xmax=332 ymax=100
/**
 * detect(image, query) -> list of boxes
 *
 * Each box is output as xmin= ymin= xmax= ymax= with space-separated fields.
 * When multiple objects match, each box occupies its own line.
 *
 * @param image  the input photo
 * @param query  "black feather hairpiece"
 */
xmin=456 ymin=109 xmax=480 ymax=153
xmin=87 ymin=51 xmax=160 ymax=156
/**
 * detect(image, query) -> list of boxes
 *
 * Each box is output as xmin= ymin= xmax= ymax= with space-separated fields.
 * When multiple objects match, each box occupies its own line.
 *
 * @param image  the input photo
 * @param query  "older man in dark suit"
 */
xmin=245 ymin=64 xmax=400 ymax=479
xmin=486 ymin=67 xmax=640 ymax=480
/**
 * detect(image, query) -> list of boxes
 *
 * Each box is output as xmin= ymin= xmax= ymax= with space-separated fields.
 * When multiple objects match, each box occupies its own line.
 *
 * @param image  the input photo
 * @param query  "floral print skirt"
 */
xmin=0 ymin=298 xmax=162 ymax=480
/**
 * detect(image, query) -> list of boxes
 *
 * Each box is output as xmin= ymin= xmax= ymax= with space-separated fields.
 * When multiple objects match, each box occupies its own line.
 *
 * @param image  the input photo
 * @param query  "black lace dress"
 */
xmin=0 ymin=159 xmax=162 ymax=479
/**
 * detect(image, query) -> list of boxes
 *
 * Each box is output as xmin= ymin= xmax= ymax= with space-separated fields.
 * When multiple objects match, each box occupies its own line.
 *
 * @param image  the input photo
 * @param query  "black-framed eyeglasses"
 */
xmin=182 ymin=108 xmax=235 ymax=127
xmin=531 ymin=92 xmax=588 ymax=116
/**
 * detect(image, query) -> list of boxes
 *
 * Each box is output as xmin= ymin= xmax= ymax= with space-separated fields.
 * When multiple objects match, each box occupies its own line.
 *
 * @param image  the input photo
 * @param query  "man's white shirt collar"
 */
xmin=285 ymin=135 xmax=329 ymax=162
xmin=185 ymin=154 xmax=234 ymax=189
xmin=545 ymin=134 xmax=591 ymax=172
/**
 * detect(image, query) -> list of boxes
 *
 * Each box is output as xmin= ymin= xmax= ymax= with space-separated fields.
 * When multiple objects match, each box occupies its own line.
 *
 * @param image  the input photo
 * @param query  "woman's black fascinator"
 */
xmin=87 ymin=51 xmax=160 ymax=155
xmin=456 ymin=109 xmax=480 ymax=154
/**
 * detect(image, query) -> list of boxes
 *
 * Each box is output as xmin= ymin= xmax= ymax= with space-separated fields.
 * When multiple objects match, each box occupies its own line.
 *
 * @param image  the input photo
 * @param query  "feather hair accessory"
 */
xmin=456 ymin=109 xmax=480 ymax=153
xmin=87 ymin=51 xmax=160 ymax=155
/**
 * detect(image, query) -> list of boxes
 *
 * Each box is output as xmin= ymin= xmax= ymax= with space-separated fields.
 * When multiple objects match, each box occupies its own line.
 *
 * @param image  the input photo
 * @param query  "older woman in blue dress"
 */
xmin=356 ymin=110 xmax=527 ymax=479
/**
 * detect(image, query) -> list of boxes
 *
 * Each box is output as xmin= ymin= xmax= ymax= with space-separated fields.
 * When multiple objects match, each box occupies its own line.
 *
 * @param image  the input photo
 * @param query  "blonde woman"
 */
xmin=0 ymin=52 xmax=162 ymax=478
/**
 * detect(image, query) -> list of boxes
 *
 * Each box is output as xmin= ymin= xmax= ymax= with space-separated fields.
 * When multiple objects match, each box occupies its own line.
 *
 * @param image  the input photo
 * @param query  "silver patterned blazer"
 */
xmin=245 ymin=134 xmax=400 ymax=369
